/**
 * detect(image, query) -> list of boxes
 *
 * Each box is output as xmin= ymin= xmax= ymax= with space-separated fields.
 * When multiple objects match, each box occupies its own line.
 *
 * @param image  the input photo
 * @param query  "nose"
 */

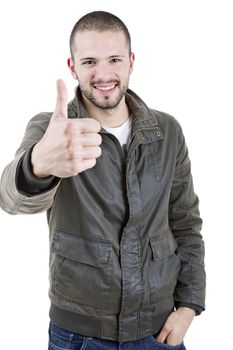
xmin=93 ymin=61 xmax=114 ymax=81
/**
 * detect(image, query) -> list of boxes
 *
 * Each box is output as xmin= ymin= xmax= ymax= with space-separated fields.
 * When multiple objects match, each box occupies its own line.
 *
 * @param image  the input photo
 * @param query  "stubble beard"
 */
xmin=79 ymin=79 xmax=129 ymax=110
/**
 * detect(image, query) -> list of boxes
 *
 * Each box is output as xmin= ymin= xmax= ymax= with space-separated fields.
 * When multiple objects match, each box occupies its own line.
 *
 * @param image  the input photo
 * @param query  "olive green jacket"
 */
xmin=0 ymin=87 xmax=205 ymax=341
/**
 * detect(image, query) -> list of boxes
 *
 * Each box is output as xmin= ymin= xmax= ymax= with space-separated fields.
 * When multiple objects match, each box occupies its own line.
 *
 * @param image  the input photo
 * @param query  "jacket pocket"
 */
xmin=49 ymin=229 xmax=112 ymax=309
xmin=148 ymin=230 xmax=181 ymax=305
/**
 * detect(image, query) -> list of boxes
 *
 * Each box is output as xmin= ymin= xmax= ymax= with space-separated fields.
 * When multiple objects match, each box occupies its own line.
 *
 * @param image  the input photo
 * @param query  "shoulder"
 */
xmin=152 ymin=109 xmax=181 ymax=129
xmin=149 ymin=108 xmax=183 ymax=140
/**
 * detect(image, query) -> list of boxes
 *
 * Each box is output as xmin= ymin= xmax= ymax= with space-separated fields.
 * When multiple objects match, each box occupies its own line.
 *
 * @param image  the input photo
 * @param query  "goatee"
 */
xmin=79 ymin=80 xmax=129 ymax=110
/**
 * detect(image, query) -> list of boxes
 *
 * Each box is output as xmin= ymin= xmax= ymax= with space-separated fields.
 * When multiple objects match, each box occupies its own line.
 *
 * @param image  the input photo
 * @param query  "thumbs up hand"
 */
xmin=31 ymin=80 xmax=102 ymax=178
xmin=53 ymin=78 xmax=68 ymax=119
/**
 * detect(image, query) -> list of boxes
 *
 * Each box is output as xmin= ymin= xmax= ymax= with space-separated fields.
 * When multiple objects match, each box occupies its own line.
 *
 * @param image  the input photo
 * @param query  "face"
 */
xmin=68 ymin=30 xmax=135 ymax=110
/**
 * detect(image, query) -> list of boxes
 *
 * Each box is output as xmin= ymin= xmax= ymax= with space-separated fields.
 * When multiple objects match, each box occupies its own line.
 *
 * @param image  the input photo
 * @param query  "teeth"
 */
xmin=95 ymin=85 xmax=115 ymax=91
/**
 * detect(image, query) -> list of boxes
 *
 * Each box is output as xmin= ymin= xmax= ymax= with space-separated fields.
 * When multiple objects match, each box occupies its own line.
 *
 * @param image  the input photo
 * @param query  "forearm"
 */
xmin=169 ymin=122 xmax=206 ymax=310
xmin=17 ymin=144 xmax=60 ymax=195
xmin=0 ymin=148 xmax=60 ymax=215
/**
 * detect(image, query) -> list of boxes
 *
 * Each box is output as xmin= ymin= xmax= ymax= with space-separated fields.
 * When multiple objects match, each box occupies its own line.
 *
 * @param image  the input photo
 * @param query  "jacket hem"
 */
xmin=49 ymin=301 xmax=174 ymax=342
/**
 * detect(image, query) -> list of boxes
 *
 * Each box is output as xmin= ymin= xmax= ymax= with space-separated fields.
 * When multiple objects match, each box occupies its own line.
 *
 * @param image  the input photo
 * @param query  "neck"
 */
xmin=82 ymin=95 xmax=130 ymax=128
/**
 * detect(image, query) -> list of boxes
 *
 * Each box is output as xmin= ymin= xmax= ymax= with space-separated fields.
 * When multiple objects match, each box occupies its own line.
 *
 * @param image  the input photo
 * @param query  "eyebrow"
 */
xmin=80 ymin=55 xmax=125 ymax=61
xmin=80 ymin=57 xmax=95 ymax=61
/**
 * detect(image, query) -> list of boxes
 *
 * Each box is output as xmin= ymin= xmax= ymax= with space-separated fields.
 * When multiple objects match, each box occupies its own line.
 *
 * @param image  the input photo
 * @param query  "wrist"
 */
xmin=31 ymin=143 xmax=50 ymax=178
xmin=176 ymin=307 xmax=196 ymax=319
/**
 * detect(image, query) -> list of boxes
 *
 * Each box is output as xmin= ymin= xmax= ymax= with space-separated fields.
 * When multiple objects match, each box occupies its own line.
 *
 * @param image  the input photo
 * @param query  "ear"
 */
xmin=67 ymin=58 xmax=78 ymax=80
xmin=129 ymin=52 xmax=135 ymax=74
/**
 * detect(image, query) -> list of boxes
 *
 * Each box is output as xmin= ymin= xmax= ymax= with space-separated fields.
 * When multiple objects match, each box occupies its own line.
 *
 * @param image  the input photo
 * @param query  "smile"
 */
xmin=93 ymin=84 xmax=118 ymax=93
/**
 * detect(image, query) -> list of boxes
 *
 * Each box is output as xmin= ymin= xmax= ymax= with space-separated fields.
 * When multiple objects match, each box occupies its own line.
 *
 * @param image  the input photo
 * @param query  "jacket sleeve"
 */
xmin=169 ymin=121 xmax=206 ymax=312
xmin=0 ymin=113 xmax=61 ymax=215
xmin=17 ymin=144 xmax=60 ymax=196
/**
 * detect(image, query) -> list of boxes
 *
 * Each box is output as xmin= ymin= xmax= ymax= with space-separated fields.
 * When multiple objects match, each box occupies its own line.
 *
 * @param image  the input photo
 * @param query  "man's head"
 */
xmin=69 ymin=11 xmax=132 ymax=60
xmin=68 ymin=11 xmax=135 ymax=110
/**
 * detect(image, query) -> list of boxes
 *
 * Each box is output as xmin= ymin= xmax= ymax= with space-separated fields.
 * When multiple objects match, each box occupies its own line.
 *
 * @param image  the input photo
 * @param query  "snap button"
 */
xmin=141 ymin=133 xmax=145 ymax=140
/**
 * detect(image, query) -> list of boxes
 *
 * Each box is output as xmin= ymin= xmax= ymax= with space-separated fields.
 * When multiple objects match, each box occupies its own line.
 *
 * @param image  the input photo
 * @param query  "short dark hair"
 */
xmin=69 ymin=11 xmax=131 ymax=59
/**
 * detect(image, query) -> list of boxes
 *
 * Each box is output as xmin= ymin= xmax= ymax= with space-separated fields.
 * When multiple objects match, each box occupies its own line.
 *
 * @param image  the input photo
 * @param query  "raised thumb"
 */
xmin=53 ymin=79 xmax=68 ymax=118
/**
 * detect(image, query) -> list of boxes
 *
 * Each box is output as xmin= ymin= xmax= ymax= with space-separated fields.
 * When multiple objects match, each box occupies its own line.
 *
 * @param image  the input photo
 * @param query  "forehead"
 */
xmin=73 ymin=30 xmax=128 ymax=58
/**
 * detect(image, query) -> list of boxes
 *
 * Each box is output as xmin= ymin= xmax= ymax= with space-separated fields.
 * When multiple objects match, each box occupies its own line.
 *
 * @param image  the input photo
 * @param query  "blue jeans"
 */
xmin=48 ymin=321 xmax=186 ymax=350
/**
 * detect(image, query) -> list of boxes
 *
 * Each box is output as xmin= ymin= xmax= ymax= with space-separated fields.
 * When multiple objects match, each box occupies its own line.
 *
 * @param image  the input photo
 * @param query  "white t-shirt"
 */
xmin=104 ymin=117 xmax=132 ymax=150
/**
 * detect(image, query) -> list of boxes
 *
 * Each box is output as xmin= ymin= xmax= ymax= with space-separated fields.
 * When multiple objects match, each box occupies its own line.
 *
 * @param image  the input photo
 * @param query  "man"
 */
xmin=0 ymin=11 xmax=205 ymax=350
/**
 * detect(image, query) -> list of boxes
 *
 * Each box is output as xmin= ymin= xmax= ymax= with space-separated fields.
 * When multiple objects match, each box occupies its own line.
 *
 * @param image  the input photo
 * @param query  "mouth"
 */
xmin=93 ymin=83 xmax=118 ymax=95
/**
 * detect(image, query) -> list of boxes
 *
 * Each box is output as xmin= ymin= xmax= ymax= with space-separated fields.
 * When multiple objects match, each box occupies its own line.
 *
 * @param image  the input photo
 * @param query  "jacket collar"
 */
xmin=68 ymin=85 xmax=162 ymax=139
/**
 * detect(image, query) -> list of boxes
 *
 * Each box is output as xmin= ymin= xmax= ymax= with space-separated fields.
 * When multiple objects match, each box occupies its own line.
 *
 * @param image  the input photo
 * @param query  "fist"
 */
xmin=31 ymin=79 xmax=102 ymax=178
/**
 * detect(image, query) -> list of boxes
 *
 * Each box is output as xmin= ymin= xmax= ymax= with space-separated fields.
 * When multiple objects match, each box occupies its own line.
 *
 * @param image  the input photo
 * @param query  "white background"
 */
xmin=0 ymin=0 xmax=232 ymax=349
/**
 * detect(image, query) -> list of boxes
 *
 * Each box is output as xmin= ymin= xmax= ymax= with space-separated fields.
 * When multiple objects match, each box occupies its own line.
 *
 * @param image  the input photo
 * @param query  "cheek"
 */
xmin=77 ymin=71 xmax=93 ymax=84
xmin=119 ymin=64 xmax=132 ymax=76
xmin=119 ymin=69 xmax=131 ymax=82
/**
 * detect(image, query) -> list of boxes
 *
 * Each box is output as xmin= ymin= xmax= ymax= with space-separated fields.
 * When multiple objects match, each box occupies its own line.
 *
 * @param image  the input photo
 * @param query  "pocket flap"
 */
xmin=150 ymin=231 xmax=178 ymax=260
xmin=50 ymin=230 xmax=112 ymax=267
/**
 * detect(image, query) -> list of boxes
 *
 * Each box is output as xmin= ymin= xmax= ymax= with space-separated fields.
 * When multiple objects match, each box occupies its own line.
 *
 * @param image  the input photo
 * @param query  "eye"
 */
xmin=82 ymin=60 xmax=96 ymax=65
xmin=111 ymin=58 xmax=121 ymax=63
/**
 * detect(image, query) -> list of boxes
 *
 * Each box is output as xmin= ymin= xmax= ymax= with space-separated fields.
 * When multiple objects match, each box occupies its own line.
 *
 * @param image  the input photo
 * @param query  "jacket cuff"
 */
xmin=175 ymin=302 xmax=204 ymax=316
xmin=16 ymin=144 xmax=60 ymax=196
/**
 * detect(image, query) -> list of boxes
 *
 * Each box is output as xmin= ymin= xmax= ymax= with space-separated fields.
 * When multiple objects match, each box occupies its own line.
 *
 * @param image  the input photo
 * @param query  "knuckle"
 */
xmin=77 ymin=119 xmax=88 ymax=130
xmin=96 ymin=146 xmax=102 ymax=157
xmin=70 ymin=160 xmax=80 ymax=175
xmin=66 ymin=147 xmax=75 ymax=160
xmin=97 ymin=134 xmax=102 ymax=145
xmin=90 ymin=158 xmax=96 ymax=167
xmin=95 ymin=121 xmax=101 ymax=131
xmin=85 ymin=158 xmax=96 ymax=170
xmin=64 ymin=138 xmax=70 ymax=149
xmin=64 ymin=119 xmax=74 ymax=134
